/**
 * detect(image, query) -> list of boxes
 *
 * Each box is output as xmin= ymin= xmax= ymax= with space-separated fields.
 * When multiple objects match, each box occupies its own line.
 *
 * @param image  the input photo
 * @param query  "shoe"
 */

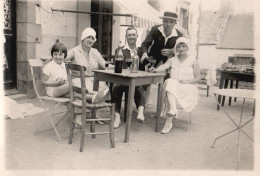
xmin=166 ymin=109 xmax=178 ymax=118
xmin=102 ymin=88 xmax=111 ymax=101
xmin=96 ymin=118 xmax=105 ymax=125
xmin=160 ymin=110 xmax=166 ymax=118
xmin=114 ymin=113 xmax=121 ymax=129
xmin=89 ymin=91 xmax=104 ymax=103
xmin=96 ymin=111 xmax=105 ymax=125
xmin=75 ymin=115 xmax=82 ymax=128
xmin=137 ymin=106 xmax=145 ymax=123
xmin=161 ymin=117 xmax=173 ymax=134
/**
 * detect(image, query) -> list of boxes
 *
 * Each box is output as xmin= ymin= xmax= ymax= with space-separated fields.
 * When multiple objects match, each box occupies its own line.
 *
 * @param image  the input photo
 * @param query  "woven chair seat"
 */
xmin=72 ymin=99 xmax=112 ymax=109
xmin=41 ymin=96 xmax=70 ymax=103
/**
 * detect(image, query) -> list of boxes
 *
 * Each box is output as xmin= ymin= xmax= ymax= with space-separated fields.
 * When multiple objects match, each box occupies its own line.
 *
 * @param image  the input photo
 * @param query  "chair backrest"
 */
xmin=65 ymin=63 xmax=87 ymax=105
xmin=29 ymin=59 xmax=46 ymax=98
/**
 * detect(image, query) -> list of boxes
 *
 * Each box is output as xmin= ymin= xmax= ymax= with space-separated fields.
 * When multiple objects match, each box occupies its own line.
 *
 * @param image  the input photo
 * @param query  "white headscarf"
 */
xmin=174 ymin=37 xmax=190 ymax=55
xmin=81 ymin=27 xmax=97 ymax=42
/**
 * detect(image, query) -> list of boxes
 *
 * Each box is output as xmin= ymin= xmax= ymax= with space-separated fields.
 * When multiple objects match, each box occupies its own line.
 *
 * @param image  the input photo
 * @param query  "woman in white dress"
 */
xmin=149 ymin=37 xmax=201 ymax=134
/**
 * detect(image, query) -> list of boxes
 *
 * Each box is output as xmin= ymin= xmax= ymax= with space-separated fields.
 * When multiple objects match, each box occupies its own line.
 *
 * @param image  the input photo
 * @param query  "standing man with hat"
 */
xmin=140 ymin=11 xmax=183 ymax=107
xmin=140 ymin=11 xmax=183 ymax=66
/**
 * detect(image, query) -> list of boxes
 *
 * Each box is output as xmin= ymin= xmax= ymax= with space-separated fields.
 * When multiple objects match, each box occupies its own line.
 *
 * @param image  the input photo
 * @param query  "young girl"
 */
xmin=42 ymin=40 xmax=104 ymax=103
xmin=150 ymin=37 xmax=200 ymax=134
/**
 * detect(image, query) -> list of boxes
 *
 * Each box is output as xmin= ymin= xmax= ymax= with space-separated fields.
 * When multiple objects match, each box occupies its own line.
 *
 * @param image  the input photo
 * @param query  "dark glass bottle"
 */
xmin=115 ymin=48 xmax=124 ymax=73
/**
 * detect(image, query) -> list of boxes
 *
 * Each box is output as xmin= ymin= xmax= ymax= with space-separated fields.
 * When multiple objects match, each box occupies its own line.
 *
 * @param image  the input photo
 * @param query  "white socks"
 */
xmin=114 ymin=112 xmax=121 ymax=128
xmin=161 ymin=117 xmax=173 ymax=134
xmin=137 ymin=106 xmax=144 ymax=123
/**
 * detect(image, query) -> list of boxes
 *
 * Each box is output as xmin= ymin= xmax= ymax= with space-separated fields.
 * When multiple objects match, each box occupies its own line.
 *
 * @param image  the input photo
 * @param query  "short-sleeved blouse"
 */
xmin=42 ymin=60 xmax=67 ymax=83
xmin=67 ymin=44 xmax=105 ymax=77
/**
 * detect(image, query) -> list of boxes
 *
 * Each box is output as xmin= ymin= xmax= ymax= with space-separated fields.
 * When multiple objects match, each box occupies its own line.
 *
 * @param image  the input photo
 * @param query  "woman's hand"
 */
xmin=56 ymin=78 xmax=66 ymax=86
xmin=179 ymin=79 xmax=190 ymax=84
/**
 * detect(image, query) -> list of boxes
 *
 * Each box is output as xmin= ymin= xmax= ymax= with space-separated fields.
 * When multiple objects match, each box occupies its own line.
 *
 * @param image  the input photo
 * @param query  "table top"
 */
xmin=212 ymin=88 xmax=255 ymax=99
xmin=93 ymin=69 xmax=166 ymax=78
xmin=220 ymin=70 xmax=255 ymax=76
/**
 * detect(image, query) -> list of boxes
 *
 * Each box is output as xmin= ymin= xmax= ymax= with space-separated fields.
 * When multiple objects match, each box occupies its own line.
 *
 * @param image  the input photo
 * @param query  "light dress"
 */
xmin=67 ymin=44 xmax=108 ymax=91
xmin=42 ymin=60 xmax=67 ymax=97
xmin=164 ymin=55 xmax=199 ymax=112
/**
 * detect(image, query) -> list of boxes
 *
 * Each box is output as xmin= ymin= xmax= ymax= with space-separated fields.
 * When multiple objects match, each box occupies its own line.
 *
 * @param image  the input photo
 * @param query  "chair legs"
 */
xmin=91 ymin=110 xmax=96 ymax=139
xmin=69 ymin=104 xmax=116 ymax=152
xmin=80 ymin=108 xmax=87 ymax=152
xmin=34 ymin=102 xmax=70 ymax=143
xmin=69 ymin=104 xmax=76 ymax=144
xmin=110 ymin=103 xmax=115 ymax=148
xmin=207 ymin=85 xmax=209 ymax=97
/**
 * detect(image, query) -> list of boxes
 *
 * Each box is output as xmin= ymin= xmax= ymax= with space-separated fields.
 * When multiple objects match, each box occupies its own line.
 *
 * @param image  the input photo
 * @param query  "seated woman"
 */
xmin=149 ymin=37 xmax=200 ymax=134
xmin=65 ymin=27 xmax=110 ymax=124
xmin=42 ymin=40 xmax=104 ymax=103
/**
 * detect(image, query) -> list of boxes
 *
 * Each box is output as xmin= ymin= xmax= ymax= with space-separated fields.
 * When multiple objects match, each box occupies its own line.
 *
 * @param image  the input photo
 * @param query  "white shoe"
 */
xmin=137 ymin=106 xmax=145 ymax=123
xmin=160 ymin=110 xmax=166 ymax=118
xmin=95 ymin=111 xmax=105 ymax=125
xmin=75 ymin=115 xmax=82 ymax=128
xmin=114 ymin=113 xmax=121 ymax=129
xmin=89 ymin=91 xmax=104 ymax=103
xmin=102 ymin=88 xmax=111 ymax=101
xmin=161 ymin=117 xmax=173 ymax=134
xmin=96 ymin=117 xmax=105 ymax=125
xmin=166 ymin=109 xmax=178 ymax=118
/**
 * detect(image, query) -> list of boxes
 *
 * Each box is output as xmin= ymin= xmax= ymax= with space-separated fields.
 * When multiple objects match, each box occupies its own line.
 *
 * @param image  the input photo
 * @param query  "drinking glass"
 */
xmin=125 ymin=57 xmax=133 ymax=73
xmin=148 ymin=56 xmax=156 ymax=69
xmin=105 ymin=58 xmax=113 ymax=70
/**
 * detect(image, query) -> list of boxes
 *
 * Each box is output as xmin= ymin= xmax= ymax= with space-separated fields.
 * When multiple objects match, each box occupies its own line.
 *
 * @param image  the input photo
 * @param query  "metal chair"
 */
xmin=65 ymin=63 xmax=115 ymax=152
xmin=29 ymin=59 xmax=70 ymax=143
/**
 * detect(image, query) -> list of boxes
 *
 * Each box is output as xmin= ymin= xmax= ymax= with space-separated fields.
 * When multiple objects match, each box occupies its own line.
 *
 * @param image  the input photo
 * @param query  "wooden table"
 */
xmin=212 ymin=88 xmax=255 ymax=170
xmin=93 ymin=69 xmax=165 ymax=142
xmin=217 ymin=70 xmax=255 ymax=110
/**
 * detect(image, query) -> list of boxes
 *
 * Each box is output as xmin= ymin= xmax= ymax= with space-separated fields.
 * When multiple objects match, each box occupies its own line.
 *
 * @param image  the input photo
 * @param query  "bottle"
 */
xmin=131 ymin=50 xmax=139 ymax=73
xmin=115 ymin=47 xmax=124 ymax=73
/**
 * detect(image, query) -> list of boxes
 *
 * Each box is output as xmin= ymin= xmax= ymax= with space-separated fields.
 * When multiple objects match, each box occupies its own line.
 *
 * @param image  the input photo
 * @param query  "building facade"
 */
xmin=3 ymin=0 xmax=200 ymax=97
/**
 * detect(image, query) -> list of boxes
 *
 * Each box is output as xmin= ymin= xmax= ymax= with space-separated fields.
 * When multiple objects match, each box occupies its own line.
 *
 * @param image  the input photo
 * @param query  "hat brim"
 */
xmin=159 ymin=16 xmax=179 ymax=21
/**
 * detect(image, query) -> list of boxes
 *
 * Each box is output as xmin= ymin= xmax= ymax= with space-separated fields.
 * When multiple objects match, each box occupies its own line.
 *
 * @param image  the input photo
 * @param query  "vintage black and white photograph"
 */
xmin=1 ymin=0 xmax=259 ymax=175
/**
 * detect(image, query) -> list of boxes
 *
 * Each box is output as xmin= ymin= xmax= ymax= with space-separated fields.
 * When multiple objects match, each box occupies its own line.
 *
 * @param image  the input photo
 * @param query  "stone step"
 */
xmin=4 ymin=89 xmax=19 ymax=96
xmin=6 ymin=93 xmax=27 ymax=102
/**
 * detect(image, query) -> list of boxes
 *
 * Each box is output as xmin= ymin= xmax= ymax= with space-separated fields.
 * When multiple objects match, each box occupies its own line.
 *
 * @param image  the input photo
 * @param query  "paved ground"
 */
xmin=2 ymin=86 xmax=259 ymax=175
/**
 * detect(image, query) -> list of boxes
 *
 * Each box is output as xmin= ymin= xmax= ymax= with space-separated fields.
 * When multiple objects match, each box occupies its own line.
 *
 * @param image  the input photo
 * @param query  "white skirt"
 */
xmin=164 ymin=78 xmax=199 ymax=112
xmin=72 ymin=77 xmax=108 ymax=91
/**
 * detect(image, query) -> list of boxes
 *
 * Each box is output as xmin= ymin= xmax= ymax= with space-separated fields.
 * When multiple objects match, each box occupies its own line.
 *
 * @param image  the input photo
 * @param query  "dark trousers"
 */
xmin=111 ymin=85 xmax=145 ymax=114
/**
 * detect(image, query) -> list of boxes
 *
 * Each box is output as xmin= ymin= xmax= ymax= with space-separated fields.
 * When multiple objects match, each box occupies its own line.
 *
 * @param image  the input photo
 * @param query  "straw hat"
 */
xmin=159 ymin=11 xmax=179 ymax=21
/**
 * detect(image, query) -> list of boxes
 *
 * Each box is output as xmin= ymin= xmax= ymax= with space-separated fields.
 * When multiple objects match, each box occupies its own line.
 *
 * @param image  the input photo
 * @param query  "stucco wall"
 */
xmin=198 ymin=45 xmax=254 ymax=69
xmin=16 ymin=0 xmax=91 ymax=96
xmin=35 ymin=0 xmax=82 ymax=59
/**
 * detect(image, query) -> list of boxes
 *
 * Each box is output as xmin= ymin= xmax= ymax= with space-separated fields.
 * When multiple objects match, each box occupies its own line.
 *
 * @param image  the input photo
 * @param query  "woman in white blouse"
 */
xmin=66 ymin=27 xmax=109 ymax=94
xmin=65 ymin=28 xmax=110 ymax=123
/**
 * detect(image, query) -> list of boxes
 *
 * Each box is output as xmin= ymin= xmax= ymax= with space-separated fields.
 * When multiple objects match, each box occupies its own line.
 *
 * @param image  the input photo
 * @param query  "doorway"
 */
xmin=91 ymin=0 xmax=113 ymax=56
xmin=3 ymin=0 xmax=17 ymax=90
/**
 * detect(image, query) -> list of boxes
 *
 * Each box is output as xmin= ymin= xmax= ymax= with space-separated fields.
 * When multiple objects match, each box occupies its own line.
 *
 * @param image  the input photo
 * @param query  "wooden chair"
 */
xmin=65 ymin=63 xmax=115 ymax=152
xmin=29 ymin=59 xmax=70 ymax=143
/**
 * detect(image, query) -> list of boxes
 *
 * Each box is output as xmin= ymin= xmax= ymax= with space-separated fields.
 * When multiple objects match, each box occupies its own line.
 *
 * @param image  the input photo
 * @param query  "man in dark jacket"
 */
xmin=112 ymin=27 xmax=145 ymax=128
xmin=140 ymin=11 xmax=183 ymax=107
xmin=140 ymin=11 xmax=183 ymax=67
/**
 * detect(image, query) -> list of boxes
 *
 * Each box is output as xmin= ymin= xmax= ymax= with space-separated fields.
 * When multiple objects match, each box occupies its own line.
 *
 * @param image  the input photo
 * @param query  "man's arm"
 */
xmin=140 ymin=26 xmax=157 ymax=57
